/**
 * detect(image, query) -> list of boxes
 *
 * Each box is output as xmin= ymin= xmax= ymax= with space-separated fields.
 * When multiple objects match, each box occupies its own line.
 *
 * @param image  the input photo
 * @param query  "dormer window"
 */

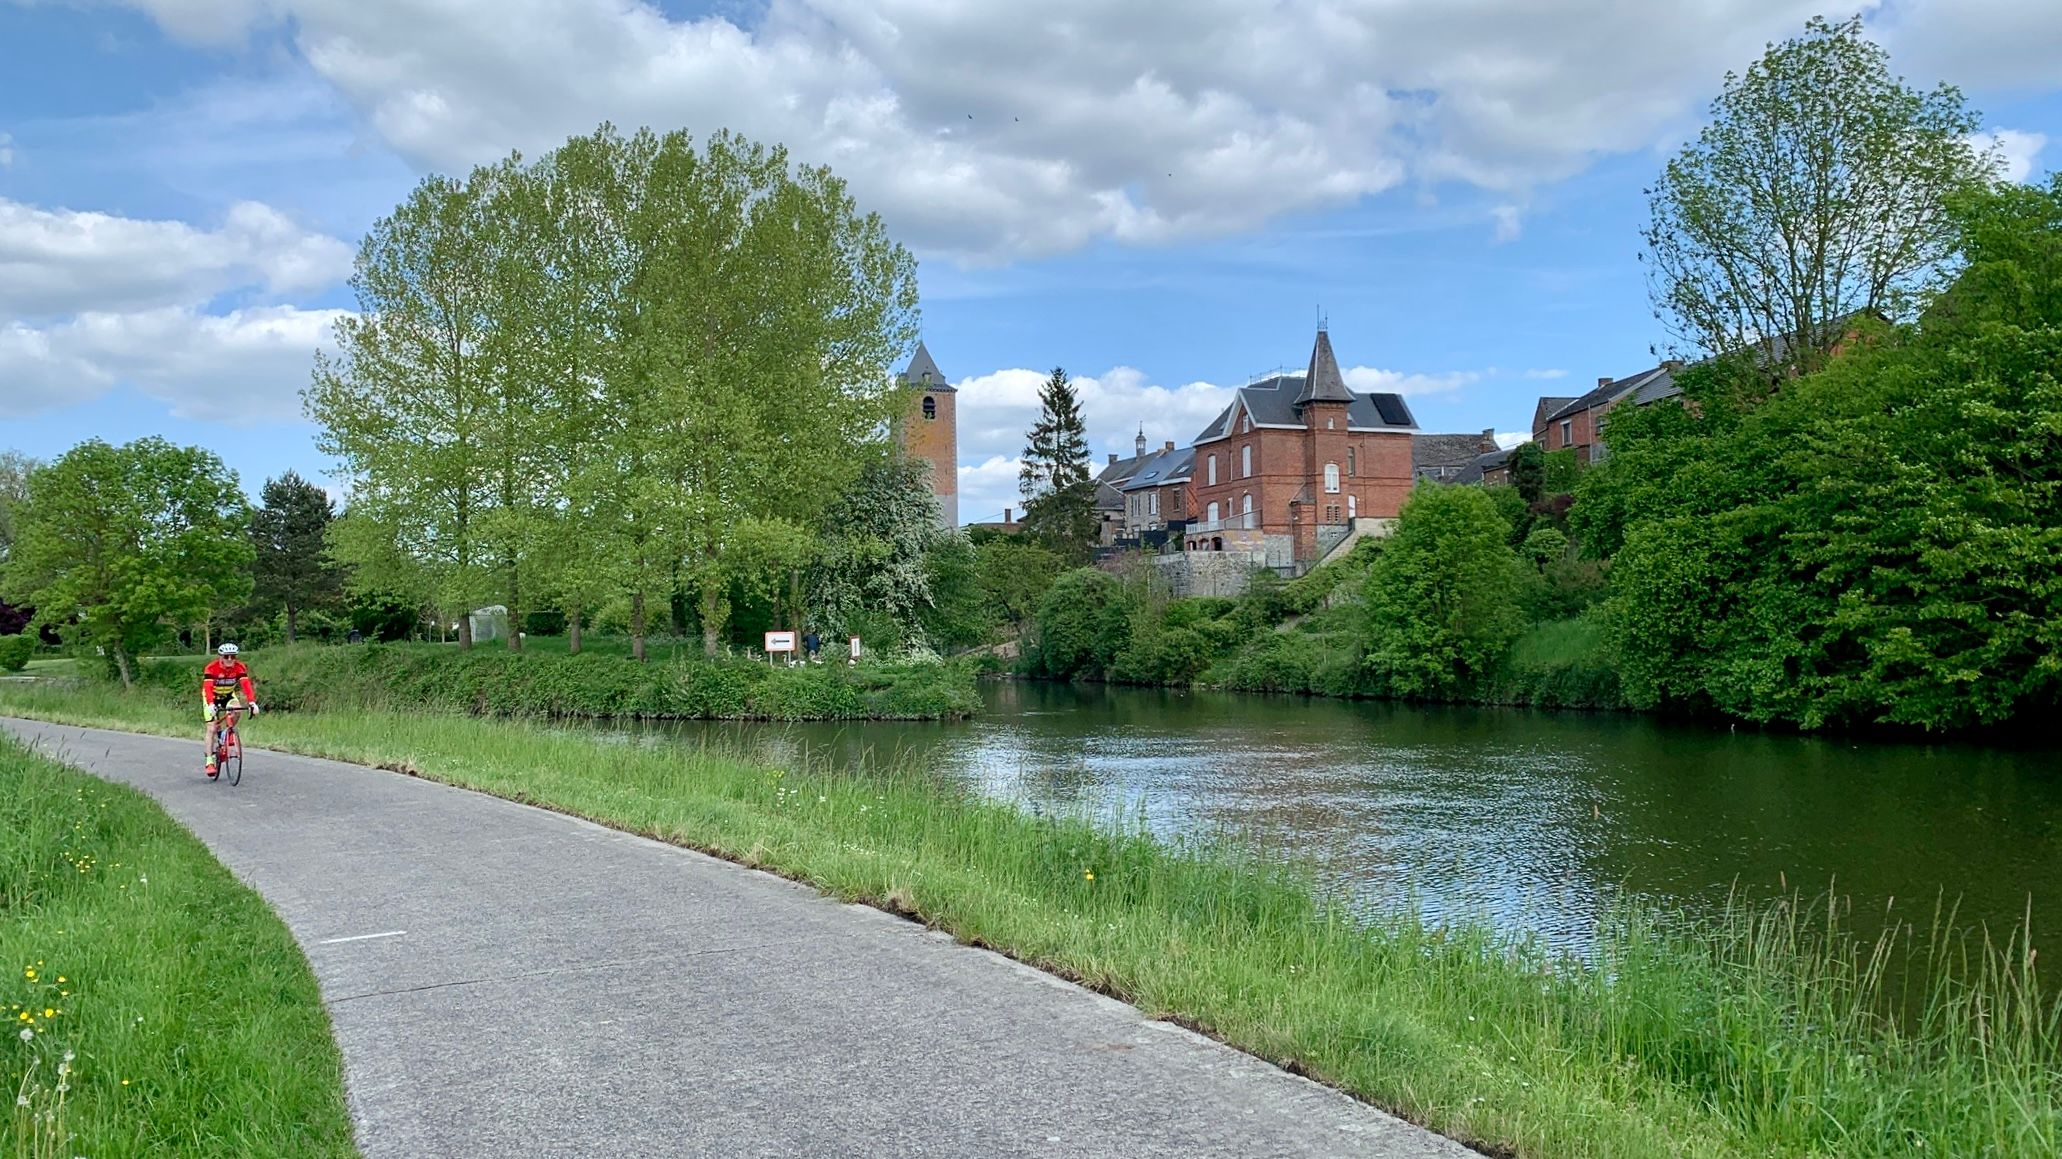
xmin=922 ymin=396 xmax=937 ymax=420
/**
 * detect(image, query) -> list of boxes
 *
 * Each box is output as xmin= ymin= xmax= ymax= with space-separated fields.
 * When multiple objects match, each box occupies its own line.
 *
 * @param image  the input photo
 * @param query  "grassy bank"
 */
xmin=2 ymin=737 xmax=355 ymax=1157
xmin=126 ymin=641 xmax=983 ymax=721
xmin=4 ymin=684 xmax=2055 ymax=1157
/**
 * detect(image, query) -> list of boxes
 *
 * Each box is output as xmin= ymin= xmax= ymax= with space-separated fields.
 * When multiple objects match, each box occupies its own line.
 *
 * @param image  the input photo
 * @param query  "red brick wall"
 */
xmin=1187 ymin=422 xmax=1414 ymax=539
xmin=897 ymin=388 xmax=958 ymax=523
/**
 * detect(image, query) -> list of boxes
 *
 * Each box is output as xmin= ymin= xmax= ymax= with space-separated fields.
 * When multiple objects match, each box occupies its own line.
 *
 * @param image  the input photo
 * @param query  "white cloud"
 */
xmin=0 ymin=306 xmax=345 ymax=422
xmin=956 ymin=455 xmax=1027 ymax=526
xmin=0 ymin=197 xmax=353 ymax=317
xmin=1989 ymin=129 xmax=2048 ymax=184
xmin=1881 ymin=1 xmax=2062 ymax=91
xmin=108 ymin=0 xmax=1885 ymax=262
xmin=1344 ymin=366 xmax=1483 ymax=398
xmin=1524 ymin=368 xmax=1569 ymax=380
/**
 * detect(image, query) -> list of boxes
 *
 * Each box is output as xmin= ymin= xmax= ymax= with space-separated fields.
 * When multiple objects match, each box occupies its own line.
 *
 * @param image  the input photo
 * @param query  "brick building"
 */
xmin=895 ymin=342 xmax=958 ymax=527
xmin=1533 ymin=363 xmax=1682 ymax=463
xmin=1183 ymin=328 xmax=1417 ymax=563
xmin=1116 ymin=441 xmax=1194 ymax=537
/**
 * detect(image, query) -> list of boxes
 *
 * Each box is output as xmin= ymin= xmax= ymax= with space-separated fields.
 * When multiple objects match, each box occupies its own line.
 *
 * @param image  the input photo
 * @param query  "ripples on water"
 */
xmin=583 ymin=681 xmax=2062 ymax=955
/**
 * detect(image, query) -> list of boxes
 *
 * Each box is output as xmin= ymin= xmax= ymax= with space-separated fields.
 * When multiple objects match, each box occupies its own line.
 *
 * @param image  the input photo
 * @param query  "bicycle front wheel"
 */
xmin=225 ymin=738 xmax=242 ymax=786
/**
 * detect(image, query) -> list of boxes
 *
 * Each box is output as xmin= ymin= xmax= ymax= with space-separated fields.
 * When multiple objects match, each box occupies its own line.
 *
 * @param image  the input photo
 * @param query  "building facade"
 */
xmin=1183 ymin=328 xmax=1417 ymax=562
xmin=896 ymin=342 xmax=958 ymax=527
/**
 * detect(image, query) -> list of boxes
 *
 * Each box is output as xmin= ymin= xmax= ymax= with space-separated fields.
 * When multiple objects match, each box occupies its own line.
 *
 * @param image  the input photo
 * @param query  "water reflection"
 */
xmin=585 ymin=681 xmax=2062 ymax=952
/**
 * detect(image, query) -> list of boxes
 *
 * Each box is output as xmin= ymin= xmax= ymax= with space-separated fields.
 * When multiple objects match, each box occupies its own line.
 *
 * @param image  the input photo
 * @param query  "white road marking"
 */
xmin=320 ymin=930 xmax=407 ymax=945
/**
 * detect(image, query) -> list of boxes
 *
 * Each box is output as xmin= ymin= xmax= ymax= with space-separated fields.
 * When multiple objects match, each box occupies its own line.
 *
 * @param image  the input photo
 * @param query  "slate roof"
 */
xmin=1543 ymin=365 xmax=1674 ymax=424
xmin=898 ymin=342 xmax=953 ymax=391
xmin=1293 ymin=329 xmax=1356 ymax=406
xmin=1193 ymin=372 xmax=1417 ymax=444
xmin=1411 ymin=433 xmax=1492 ymax=472
xmin=1115 ymin=446 xmax=1195 ymax=492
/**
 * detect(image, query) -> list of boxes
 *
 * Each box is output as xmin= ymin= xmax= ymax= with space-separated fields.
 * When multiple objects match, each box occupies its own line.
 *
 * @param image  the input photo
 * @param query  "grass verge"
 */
xmin=4 ymin=683 xmax=2056 ymax=1158
xmin=2 ymin=735 xmax=354 ymax=1158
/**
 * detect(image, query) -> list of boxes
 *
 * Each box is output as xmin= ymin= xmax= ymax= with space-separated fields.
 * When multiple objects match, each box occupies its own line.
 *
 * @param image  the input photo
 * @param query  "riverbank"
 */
xmin=123 ymin=641 xmax=983 ymax=721
xmin=5 ymin=682 xmax=2053 ymax=1157
xmin=1 ymin=736 xmax=355 ymax=1156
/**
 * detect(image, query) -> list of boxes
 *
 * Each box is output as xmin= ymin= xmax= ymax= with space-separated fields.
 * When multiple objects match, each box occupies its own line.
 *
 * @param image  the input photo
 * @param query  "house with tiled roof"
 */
xmin=1412 ymin=429 xmax=1501 ymax=483
xmin=1533 ymin=362 xmax=1683 ymax=464
xmin=1182 ymin=327 xmax=1417 ymax=565
xmin=1115 ymin=441 xmax=1196 ymax=537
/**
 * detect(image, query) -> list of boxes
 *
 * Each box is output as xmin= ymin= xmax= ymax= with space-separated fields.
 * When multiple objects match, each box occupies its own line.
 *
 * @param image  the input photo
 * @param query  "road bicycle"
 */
xmin=210 ymin=702 xmax=249 ymax=786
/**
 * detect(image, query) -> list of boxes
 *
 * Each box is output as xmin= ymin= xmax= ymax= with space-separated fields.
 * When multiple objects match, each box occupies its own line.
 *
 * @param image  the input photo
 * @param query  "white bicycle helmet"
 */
xmin=217 ymin=643 xmax=239 ymax=656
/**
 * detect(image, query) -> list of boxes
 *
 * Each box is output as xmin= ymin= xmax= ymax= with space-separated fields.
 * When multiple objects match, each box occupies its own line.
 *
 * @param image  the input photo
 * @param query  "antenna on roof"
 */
xmin=1317 ymin=305 xmax=1327 ymax=332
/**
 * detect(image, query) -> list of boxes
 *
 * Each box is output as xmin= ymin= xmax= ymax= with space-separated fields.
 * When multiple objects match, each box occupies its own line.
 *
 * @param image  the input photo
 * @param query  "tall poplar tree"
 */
xmin=1018 ymin=367 xmax=1097 ymax=559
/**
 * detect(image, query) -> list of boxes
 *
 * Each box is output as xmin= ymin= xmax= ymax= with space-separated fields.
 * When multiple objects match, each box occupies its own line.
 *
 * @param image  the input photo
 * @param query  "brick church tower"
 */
xmin=896 ymin=342 xmax=958 ymax=528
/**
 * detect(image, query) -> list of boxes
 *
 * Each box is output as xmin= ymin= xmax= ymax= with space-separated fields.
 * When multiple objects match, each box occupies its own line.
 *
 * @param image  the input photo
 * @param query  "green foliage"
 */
xmin=1478 ymin=617 xmax=1625 ymax=709
xmin=0 ymin=633 xmax=35 ymax=671
xmin=919 ymin=533 xmax=993 ymax=652
xmin=307 ymin=124 xmax=919 ymax=657
xmin=1541 ymin=447 xmax=1580 ymax=494
xmin=0 ymin=450 xmax=34 ymax=564
xmin=1 ymin=740 xmax=353 ymax=1155
xmin=0 ymin=438 xmax=252 ymax=686
xmin=124 ymin=643 xmax=979 ymax=722
xmin=250 ymin=471 xmax=344 ymax=645
xmin=1520 ymin=525 xmax=1568 ymax=568
xmin=976 ymin=539 xmax=1065 ymax=629
xmin=1644 ymin=15 xmax=1995 ymax=364
xmin=1027 ymin=568 xmax=1134 ymax=680
xmin=1596 ymin=179 xmax=2062 ymax=729
xmin=1506 ymin=442 xmax=1545 ymax=504
xmin=1017 ymin=368 xmax=1098 ymax=560
xmin=1363 ymin=485 xmax=1527 ymax=699
xmin=809 ymin=453 xmax=944 ymax=643
xmin=1483 ymin=482 xmax=1532 ymax=544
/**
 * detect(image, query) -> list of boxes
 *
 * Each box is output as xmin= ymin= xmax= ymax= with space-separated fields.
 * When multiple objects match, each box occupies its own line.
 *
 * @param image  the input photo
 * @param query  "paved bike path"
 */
xmin=5 ymin=718 xmax=1474 ymax=1158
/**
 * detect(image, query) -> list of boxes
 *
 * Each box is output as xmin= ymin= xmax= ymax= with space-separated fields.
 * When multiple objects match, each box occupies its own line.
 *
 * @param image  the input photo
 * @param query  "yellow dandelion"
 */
xmin=122 ymin=1079 xmax=130 ymax=1086
xmin=1083 ymin=870 xmax=1095 ymax=881
xmin=42 ymin=1009 xmax=53 ymax=1018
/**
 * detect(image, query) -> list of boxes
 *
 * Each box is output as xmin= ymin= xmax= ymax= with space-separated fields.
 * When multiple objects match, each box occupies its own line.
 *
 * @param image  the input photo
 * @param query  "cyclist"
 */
xmin=202 ymin=643 xmax=259 ymax=779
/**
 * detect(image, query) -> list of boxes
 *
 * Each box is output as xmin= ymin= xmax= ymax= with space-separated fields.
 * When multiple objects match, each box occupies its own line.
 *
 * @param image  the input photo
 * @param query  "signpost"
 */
xmin=764 ymin=630 xmax=797 ymax=663
xmin=848 ymin=635 xmax=862 ymax=663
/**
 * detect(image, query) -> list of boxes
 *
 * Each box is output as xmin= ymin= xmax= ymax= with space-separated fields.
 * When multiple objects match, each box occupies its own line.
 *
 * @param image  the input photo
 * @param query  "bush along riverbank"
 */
xmin=1027 ymin=487 xmax=1627 ymax=712
xmin=1 ymin=736 xmax=355 ymax=1157
xmin=3 ymin=683 xmax=2055 ymax=1157
xmin=121 ymin=641 xmax=984 ymax=722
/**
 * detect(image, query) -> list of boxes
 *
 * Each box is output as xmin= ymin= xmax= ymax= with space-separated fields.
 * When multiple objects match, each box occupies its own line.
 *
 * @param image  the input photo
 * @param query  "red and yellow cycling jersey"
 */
xmin=202 ymin=658 xmax=256 ymax=706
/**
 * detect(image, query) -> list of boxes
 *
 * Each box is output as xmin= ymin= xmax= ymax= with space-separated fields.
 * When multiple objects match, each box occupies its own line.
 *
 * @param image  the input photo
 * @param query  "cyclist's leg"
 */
xmin=204 ymin=704 xmax=220 ymax=772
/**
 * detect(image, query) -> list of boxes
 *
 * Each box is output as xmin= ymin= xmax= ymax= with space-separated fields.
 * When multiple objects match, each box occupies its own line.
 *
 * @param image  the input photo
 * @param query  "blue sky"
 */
xmin=3 ymin=1 xmax=2058 ymax=525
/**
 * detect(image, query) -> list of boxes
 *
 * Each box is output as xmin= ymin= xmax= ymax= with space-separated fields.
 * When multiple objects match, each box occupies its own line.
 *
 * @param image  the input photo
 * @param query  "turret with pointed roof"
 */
xmin=899 ymin=341 xmax=952 ymax=391
xmin=1293 ymin=327 xmax=1355 ymax=408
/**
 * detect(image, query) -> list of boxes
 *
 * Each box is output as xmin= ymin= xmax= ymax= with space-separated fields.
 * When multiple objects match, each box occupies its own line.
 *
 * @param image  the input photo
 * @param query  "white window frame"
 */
xmin=1560 ymin=418 xmax=1572 ymax=446
xmin=1324 ymin=463 xmax=1340 ymax=493
xmin=1348 ymin=494 xmax=1357 ymax=519
xmin=1347 ymin=446 xmax=1357 ymax=476
xmin=1206 ymin=500 xmax=1220 ymax=524
xmin=1149 ymin=490 xmax=1159 ymax=517
xmin=1207 ymin=454 xmax=1218 ymax=486
xmin=1241 ymin=444 xmax=1252 ymax=478
xmin=1241 ymin=492 xmax=1253 ymax=527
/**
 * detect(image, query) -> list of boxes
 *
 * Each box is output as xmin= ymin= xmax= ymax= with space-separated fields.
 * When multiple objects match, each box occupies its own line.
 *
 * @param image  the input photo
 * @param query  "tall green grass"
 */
xmin=4 ymin=683 xmax=2054 ymax=1157
xmin=2 ymin=736 xmax=354 ymax=1157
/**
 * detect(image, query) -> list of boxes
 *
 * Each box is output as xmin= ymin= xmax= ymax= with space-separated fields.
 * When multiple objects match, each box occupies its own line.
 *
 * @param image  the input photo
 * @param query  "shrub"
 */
xmin=1028 ymin=569 xmax=1133 ymax=679
xmin=0 ymin=633 xmax=36 ymax=671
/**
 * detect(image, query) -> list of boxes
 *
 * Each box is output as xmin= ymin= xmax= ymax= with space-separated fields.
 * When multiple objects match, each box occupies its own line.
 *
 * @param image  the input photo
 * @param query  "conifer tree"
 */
xmin=1018 ymin=367 xmax=1097 ymax=559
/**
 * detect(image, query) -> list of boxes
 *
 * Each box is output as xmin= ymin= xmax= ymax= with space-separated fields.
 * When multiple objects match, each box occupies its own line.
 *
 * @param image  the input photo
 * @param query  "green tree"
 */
xmin=975 ymin=539 xmax=1065 ymax=631
xmin=808 ymin=454 xmax=943 ymax=643
xmin=251 ymin=471 xmax=344 ymax=644
xmin=0 ymin=450 xmax=36 ymax=563
xmin=307 ymin=170 xmax=497 ymax=648
xmin=1600 ymin=179 xmax=2062 ymax=729
xmin=1506 ymin=442 xmax=1545 ymax=506
xmin=1363 ymin=484 xmax=1527 ymax=698
xmin=1028 ymin=567 xmax=1133 ymax=680
xmin=1018 ymin=367 xmax=1097 ymax=559
xmin=0 ymin=439 xmax=252 ymax=686
xmin=920 ymin=534 xmax=991 ymax=652
xmin=1644 ymin=16 xmax=1998 ymax=371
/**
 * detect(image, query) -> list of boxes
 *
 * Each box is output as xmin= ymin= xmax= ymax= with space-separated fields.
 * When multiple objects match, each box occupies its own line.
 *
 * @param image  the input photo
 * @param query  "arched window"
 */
xmin=1241 ymin=493 xmax=1253 ymax=527
xmin=1347 ymin=494 xmax=1358 ymax=520
xmin=1207 ymin=454 xmax=1218 ymax=486
xmin=921 ymin=396 xmax=937 ymax=420
xmin=1206 ymin=500 xmax=1220 ymax=524
xmin=1347 ymin=446 xmax=1357 ymax=477
xmin=1241 ymin=444 xmax=1252 ymax=478
xmin=1324 ymin=463 xmax=1340 ymax=493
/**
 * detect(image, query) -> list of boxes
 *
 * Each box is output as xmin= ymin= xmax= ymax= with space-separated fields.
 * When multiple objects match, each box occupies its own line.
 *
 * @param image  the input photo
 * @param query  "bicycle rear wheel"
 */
xmin=224 ymin=733 xmax=242 ymax=786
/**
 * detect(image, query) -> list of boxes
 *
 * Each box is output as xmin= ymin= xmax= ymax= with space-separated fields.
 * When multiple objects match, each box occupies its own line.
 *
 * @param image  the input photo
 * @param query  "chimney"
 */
xmin=1107 ymin=453 xmax=1118 ymax=466
xmin=1597 ymin=376 xmax=1613 ymax=388
xmin=1479 ymin=427 xmax=1499 ymax=453
xmin=1661 ymin=359 xmax=1685 ymax=371
xmin=1003 ymin=507 xmax=1013 ymax=524
xmin=1164 ymin=440 xmax=1175 ymax=452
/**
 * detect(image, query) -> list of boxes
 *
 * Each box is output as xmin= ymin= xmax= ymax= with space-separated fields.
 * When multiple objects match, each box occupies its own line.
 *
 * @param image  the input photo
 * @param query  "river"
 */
xmin=594 ymin=680 xmax=2062 ymax=953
